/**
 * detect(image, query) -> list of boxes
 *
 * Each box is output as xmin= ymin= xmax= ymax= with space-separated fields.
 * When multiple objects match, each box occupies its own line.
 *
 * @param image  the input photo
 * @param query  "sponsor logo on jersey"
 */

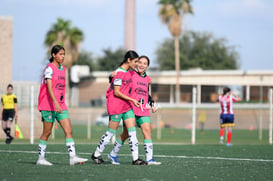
xmin=137 ymin=81 xmax=148 ymax=87
xmin=135 ymin=87 xmax=147 ymax=96
xmin=122 ymin=78 xmax=132 ymax=86
xmin=58 ymin=76 xmax=65 ymax=80
xmin=55 ymin=83 xmax=65 ymax=90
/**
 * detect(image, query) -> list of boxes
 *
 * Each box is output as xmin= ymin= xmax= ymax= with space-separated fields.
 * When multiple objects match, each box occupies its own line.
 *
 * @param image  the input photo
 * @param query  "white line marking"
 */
xmin=0 ymin=150 xmax=272 ymax=163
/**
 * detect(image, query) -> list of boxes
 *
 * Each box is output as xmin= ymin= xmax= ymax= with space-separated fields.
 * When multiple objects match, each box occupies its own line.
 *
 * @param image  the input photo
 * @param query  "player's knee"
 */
xmin=42 ymin=130 xmax=52 ymax=138
xmin=143 ymin=131 xmax=151 ymax=140
xmin=119 ymin=132 xmax=129 ymax=141
xmin=64 ymin=127 xmax=73 ymax=137
xmin=141 ymin=126 xmax=151 ymax=137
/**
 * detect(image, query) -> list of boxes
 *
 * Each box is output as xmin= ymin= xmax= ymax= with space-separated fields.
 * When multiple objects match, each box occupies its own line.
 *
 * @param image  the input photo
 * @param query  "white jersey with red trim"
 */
xmin=217 ymin=95 xmax=238 ymax=114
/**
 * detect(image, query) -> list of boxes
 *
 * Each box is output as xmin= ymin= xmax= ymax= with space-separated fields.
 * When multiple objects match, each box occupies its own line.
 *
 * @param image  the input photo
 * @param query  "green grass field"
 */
xmin=43 ymin=125 xmax=273 ymax=145
xmin=0 ymin=127 xmax=273 ymax=180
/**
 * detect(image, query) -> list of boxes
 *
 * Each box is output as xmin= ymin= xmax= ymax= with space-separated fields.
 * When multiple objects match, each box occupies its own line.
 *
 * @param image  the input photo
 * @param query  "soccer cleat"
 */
xmin=147 ymin=158 xmax=161 ymax=165
xmin=91 ymin=153 xmax=105 ymax=164
xmin=132 ymin=158 xmax=147 ymax=165
xmin=226 ymin=143 xmax=232 ymax=147
xmin=219 ymin=140 xmax=224 ymax=144
xmin=5 ymin=136 xmax=14 ymax=144
xmin=108 ymin=154 xmax=120 ymax=165
xmin=70 ymin=156 xmax=88 ymax=165
xmin=36 ymin=158 xmax=53 ymax=166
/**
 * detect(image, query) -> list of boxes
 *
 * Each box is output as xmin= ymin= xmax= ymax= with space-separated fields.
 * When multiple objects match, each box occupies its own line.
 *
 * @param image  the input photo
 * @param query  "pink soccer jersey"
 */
xmin=130 ymin=70 xmax=151 ymax=117
xmin=38 ymin=63 xmax=67 ymax=111
xmin=106 ymin=67 xmax=133 ymax=115
xmin=217 ymin=95 xmax=238 ymax=114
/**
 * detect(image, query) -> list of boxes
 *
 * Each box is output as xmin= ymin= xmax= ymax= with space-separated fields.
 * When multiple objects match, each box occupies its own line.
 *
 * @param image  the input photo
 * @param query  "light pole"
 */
xmin=124 ymin=0 xmax=136 ymax=51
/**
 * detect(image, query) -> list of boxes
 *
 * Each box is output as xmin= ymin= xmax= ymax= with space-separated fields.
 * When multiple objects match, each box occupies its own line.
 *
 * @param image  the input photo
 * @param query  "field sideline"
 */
xmin=0 ymin=143 xmax=273 ymax=181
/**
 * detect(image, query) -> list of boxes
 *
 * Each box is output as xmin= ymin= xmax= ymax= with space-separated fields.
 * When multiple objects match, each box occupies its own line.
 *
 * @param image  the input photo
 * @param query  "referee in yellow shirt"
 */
xmin=0 ymin=84 xmax=18 ymax=144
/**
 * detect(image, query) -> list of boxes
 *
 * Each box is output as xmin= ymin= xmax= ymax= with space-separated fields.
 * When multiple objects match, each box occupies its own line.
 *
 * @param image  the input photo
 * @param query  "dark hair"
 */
xmin=139 ymin=55 xmax=150 ymax=66
xmin=119 ymin=50 xmax=139 ymax=66
xmin=7 ymin=84 xmax=13 ymax=89
xmin=223 ymin=87 xmax=231 ymax=95
xmin=49 ymin=45 xmax=65 ymax=62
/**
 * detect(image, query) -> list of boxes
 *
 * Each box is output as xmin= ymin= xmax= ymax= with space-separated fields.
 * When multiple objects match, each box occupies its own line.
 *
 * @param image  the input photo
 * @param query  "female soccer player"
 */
xmin=108 ymin=55 xmax=161 ymax=165
xmin=217 ymin=87 xmax=241 ymax=146
xmin=91 ymin=50 xmax=146 ymax=165
xmin=1 ymin=84 xmax=18 ymax=144
xmin=36 ymin=45 xmax=88 ymax=166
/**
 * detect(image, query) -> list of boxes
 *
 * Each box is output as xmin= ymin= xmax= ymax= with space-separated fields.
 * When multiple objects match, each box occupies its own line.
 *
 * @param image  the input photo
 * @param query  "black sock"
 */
xmin=4 ymin=128 xmax=11 ymax=138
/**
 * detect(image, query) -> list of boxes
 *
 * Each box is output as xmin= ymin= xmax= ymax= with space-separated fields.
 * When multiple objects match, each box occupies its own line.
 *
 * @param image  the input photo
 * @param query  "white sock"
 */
xmin=95 ymin=129 xmax=115 ymax=157
xmin=110 ymin=137 xmax=124 ymax=157
xmin=128 ymin=127 xmax=138 ymax=161
xmin=66 ymin=138 xmax=76 ymax=158
xmin=144 ymin=139 xmax=153 ymax=161
xmin=38 ymin=139 xmax=47 ymax=159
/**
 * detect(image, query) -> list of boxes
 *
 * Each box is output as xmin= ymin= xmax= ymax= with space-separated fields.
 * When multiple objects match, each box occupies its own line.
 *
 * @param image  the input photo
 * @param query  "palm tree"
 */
xmin=158 ymin=0 xmax=193 ymax=104
xmin=45 ymin=18 xmax=83 ymax=69
xmin=70 ymin=27 xmax=84 ymax=63
xmin=44 ymin=18 xmax=84 ymax=105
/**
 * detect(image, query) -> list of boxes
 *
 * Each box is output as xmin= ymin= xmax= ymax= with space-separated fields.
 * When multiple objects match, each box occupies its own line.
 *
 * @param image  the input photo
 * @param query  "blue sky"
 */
xmin=0 ymin=0 xmax=272 ymax=82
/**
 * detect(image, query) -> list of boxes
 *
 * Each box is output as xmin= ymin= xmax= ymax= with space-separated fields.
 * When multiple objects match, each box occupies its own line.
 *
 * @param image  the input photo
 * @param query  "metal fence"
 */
xmin=0 ymin=83 xmax=272 ymax=145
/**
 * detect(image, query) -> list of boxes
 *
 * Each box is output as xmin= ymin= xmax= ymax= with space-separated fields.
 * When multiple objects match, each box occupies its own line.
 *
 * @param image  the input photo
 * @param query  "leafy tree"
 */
xmin=72 ymin=50 xmax=96 ymax=72
xmin=158 ymin=0 xmax=193 ymax=103
xmin=97 ymin=48 xmax=126 ymax=71
xmin=156 ymin=31 xmax=240 ymax=70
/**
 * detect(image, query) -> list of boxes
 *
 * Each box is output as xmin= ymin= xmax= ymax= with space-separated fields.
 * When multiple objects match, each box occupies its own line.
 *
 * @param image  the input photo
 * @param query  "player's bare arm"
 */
xmin=114 ymin=85 xmax=140 ymax=107
xmin=0 ymin=104 xmax=3 ymax=121
xmin=232 ymin=92 xmax=242 ymax=101
xmin=14 ymin=103 xmax=18 ymax=123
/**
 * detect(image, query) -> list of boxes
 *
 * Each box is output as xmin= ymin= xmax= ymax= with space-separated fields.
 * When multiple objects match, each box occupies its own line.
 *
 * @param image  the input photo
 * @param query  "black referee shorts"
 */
xmin=2 ymin=109 xmax=15 ymax=121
